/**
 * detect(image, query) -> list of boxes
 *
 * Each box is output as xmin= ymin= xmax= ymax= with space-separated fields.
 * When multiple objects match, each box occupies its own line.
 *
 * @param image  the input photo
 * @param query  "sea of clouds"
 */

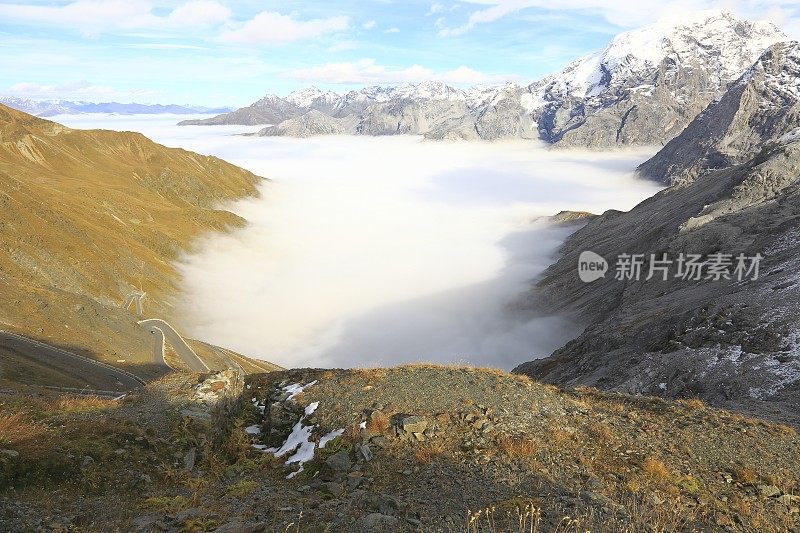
xmin=55 ymin=114 xmax=662 ymax=369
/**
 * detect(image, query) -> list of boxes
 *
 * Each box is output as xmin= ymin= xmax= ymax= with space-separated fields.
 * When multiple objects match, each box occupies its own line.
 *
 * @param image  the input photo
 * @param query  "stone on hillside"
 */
xmin=352 ymin=513 xmax=402 ymax=533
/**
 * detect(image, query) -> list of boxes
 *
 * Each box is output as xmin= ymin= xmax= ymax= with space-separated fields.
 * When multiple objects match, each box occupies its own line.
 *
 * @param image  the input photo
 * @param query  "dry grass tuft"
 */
xmin=677 ymin=398 xmax=706 ymax=410
xmin=641 ymin=457 xmax=670 ymax=483
xmin=497 ymin=434 xmax=538 ymax=461
xmin=52 ymin=395 xmax=117 ymax=413
xmin=734 ymin=467 xmax=758 ymax=485
xmin=0 ymin=412 xmax=46 ymax=446
xmin=414 ymin=440 xmax=448 ymax=464
xmin=588 ymin=421 xmax=614 ymax=446
xmin=365 ymin=411 xmax=390 ymax=435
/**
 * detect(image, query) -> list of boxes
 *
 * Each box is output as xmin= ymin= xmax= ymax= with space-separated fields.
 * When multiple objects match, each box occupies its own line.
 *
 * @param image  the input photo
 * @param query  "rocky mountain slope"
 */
xmin=184 ymin=12 xmax=783 ymax=149
xmin=524 ymin=11 xmax=784 ymax=148
xmin=2 ymin=367 xmax=799 ymax=531
xmin=638 ymin=40 xmax=800 ymax=184
xmin=514 ymin=119 xmax=800 ymax=425
xmin=0 ymin=97 xmax=231 ymax=117
xmin=0 ymin=104 xmax=267 ymax=384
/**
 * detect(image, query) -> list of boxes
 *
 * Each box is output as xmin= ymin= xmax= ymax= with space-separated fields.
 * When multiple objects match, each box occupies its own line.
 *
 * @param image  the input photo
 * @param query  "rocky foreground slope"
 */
xmin=0 ymin=105 xmax=269 ymax=384
xmin=185 ymin=12 xmax=783 ymax=150
xmin=2 ymin=366 xmax=798 ymax=532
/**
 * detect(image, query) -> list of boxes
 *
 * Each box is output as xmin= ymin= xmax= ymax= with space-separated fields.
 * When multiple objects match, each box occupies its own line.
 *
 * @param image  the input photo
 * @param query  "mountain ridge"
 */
xmin=0 ymin=97 xmax=233 ymax=117
xmin=180 ymin=11 xmax=786 ymax=151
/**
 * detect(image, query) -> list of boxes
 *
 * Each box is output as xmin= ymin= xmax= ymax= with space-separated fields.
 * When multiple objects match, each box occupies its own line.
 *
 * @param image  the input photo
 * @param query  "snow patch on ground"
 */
xmin=319 ymin=429 xmax=345 ymax=448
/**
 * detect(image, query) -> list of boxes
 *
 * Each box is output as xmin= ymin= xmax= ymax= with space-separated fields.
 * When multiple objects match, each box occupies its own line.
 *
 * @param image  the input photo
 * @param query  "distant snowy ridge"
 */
xmin=0 ymin=97 xmax=233 ymax=117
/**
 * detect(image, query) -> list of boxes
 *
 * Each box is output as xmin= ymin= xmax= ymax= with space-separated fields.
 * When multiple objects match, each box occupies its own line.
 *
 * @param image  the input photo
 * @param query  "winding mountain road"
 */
xmin=137 ymin=319 xmax=210 ymax=372
xmin=0 ymin=329 xmax=146 ymax=391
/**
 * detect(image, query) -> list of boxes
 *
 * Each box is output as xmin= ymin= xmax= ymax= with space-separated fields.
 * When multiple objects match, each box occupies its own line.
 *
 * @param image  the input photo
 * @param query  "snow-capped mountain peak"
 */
xmin=532 ymin=10 xmax=786 ymax=102
xmin=285 ymin=87 xmax=339 ymax=108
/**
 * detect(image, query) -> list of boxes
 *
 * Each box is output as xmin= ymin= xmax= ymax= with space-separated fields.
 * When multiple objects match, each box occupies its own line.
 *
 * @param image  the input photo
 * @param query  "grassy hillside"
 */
xmin=0 ymin=104 xmax=268 ymax=382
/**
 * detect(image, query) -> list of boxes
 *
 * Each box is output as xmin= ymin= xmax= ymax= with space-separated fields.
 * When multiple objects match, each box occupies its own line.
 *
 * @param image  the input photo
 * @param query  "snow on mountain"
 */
xmin=284 ymin=87 xmax=340 ymax=108
xmin=183 ymin=11 xmax=787 ymax=147
xmin=520 ymin=10 xmax=787 ymax=147
xmin=528 ymin=10 xmax=785 ymax=111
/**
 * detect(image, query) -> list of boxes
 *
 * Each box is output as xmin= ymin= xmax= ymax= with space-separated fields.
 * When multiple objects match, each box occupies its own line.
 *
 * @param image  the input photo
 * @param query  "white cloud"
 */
xmin=125 ymin=43 xmax=206 ymax=50
xmin=166 ymin=0 xmax=231 ymax=27
xmin=219 ymin=11 xmax=349 ymax=44
xmin=5 ymin=80 xmax=158 ymax=101
xmin=363 ymin=20 xmax=377 ymax=29
xmin=287 ymin=58 xmax=519 ymax=85
xmin=0 ymin=0 xmax=230 ymax=36
xmin=384 ymin=27 xmax=401 ymax=33
xmin=327 ymin=40 xmax=359 ymax=52
xmin=427 ymin=3 xmax=445 ymax=15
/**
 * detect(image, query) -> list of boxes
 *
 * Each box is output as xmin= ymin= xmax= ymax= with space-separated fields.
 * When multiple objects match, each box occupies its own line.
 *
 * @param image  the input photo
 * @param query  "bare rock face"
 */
xmin=513 ymin=138 xmax=800 ymax=425
xmin=638 ymin=41 xmax=800 ymax=184
xmin=257 ymin=110 xmax=354 ymax=138
xmin=179 ymin=95 xmax=300 ymax=126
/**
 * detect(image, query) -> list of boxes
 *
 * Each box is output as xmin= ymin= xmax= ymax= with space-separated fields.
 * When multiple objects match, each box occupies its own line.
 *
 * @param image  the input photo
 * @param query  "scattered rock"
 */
xmin=325 ymin=450 xmax=352 ymax=473
xmin=352 ymin=513 xmax=402 ymax=533
xmin=758 ymin=485 xmax=781 ymax=498
xmin=183 ymin=448 xmax=197 ymax=471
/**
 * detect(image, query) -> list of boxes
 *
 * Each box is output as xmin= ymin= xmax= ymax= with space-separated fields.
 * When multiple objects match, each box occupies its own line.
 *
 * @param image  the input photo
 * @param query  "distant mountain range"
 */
xmin=0 ymin=97 xmax=233 ymax=117
xmin=182 ymin=11 xmax=786 ymax=149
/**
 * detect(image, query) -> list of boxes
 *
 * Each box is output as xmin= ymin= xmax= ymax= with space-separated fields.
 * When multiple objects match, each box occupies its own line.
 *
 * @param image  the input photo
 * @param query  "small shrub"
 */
xmin=497 ymin=434 xmax=537 ymax=460
xmin=366 ymin=411 xmax=389 ymax=435
xmin=677 ymin=398 xmax=705 ymax=410
xmin=735 ymin=467 xmax=758 ymax=485
xmin=641 ymin=457 xmax=670 ymax=483
xmin=226 ymin=479 xmax=260 ymax=497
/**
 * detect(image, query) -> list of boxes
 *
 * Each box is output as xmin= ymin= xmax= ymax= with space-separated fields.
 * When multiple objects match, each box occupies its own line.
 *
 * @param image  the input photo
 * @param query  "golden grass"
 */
xmin=0 ymin=412 xmax=46 ymax=446
xmin=52 ymin=395 xmax=117 ymax=413
xmin=497 ymin=434 xmax=538 ymax=461
xmin=365 ymin=411 xmax=390 ymax=435
xmin=677 ymin=398 xmax=706 ymax=409
xmin=734 ymin=467 xmax=758 ymax=485
xmin=641 ymin=457 xmax=670 ymax=483
xmin=414 ymin=440 xmax=448 ymax=463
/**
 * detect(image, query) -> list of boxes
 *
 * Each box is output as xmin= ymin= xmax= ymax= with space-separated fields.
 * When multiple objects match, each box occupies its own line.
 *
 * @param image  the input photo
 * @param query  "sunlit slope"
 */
xmin=0 ymin=104 xmax=265 ymax=380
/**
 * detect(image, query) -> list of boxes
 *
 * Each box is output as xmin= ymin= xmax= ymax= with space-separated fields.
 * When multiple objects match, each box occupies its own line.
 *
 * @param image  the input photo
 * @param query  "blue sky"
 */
xmin=1 ymin=0 xmax=800 ymax=106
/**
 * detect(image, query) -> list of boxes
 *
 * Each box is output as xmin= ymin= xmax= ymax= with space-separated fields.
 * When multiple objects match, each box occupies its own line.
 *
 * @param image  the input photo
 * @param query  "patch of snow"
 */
xmin=283 ymin=380 xmax=318 ymax=400
xmin=319 ymin=429 xmax=345 ymax=448
xmin=304 ymin=401 xmax=319 ymax=416
xmin=244 ymin=425 xmax=261 ymax=435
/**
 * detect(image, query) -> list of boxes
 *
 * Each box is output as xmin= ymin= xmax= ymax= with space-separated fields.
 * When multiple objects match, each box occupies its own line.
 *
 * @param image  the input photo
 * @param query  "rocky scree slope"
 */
xmin=639 ymin=40 xmax=800 ymax=185
xmin=0 ymin=105 xmax=265 ymax=382
xmin=4 ymin=366 xmax=799 ymax=532
xmin=184 ymin=12 xmax=784 ymax=149
xmin=515 ymin=132 xmax=800 ymax=426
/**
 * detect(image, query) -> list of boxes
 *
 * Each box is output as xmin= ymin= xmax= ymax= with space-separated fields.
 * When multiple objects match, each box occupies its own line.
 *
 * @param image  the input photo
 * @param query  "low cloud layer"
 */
xmin=56 ymin=115 xmax=661 ymax=370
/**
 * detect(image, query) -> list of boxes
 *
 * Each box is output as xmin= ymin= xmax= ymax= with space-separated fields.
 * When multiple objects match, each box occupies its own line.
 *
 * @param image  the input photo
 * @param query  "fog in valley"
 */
xmin=56 ymin=114 xmax=662 ymax=369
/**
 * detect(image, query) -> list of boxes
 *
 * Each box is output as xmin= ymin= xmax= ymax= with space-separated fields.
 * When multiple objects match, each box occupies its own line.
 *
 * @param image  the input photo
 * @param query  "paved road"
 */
xmin=137 ymin=319 xmax=210 ymax=373
xmin=0 ymin=330 xmax=146 ymax=392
